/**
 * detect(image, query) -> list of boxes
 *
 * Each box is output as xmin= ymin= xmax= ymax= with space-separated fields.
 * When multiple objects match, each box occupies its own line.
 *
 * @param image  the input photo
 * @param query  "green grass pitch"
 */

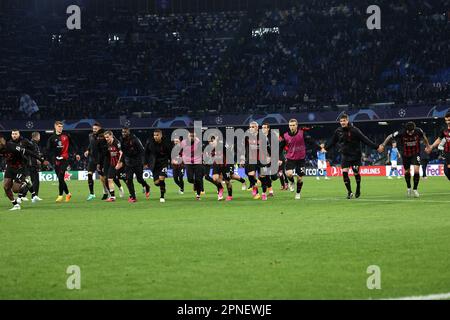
xmin=0 ymin=177 xmax=449 ymax=299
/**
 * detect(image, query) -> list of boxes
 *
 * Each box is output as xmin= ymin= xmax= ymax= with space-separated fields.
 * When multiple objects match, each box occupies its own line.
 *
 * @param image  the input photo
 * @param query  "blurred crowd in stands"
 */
xmin=0 ymin=0 xmax=449 ymax=120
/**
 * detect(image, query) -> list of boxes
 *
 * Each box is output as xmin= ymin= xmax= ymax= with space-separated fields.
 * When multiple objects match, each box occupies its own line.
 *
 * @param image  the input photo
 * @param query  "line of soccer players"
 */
xmin=1 ymin=113 xmax=449 ymax=210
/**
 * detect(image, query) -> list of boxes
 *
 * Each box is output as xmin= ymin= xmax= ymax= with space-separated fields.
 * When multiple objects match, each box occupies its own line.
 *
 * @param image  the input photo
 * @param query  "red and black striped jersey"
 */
xmin=393 ymin=128 xmax=425 ymax=157
xmin=439 ymin=128 xmax=450 ymax=153
xmin=108 ymin=138 xmax=122 ymax=167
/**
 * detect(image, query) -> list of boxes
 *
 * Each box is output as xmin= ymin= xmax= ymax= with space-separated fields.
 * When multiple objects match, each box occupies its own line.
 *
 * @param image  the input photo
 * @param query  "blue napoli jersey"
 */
xmin=317 ymin=150 xmax=326 ymax=161
xmin=389 ymin=147 xmax=399 ymax=161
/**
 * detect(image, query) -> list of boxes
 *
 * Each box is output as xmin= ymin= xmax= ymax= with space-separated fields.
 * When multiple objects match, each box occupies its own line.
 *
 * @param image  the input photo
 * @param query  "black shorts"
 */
xmin=212 ymin=164 xmax=234 ymax=181
xmin=153 ymin=164 xmax=168 ymax=179
xmin=285 ymin=159 xmax=306 ymax=176
xmin=125 ymin=165 xmax=144 ymax=180
xmin=203 ymin=164 xmax=212 ymax=176
xmin=341 ymin=157 xmax=361 ymax=169
xmin=173 ymin=166 xmax=185 ymax=177
xmin=4 ymin=166 xmax=26 ymax=183
xmin=403 ymin=155 xmax=421 ymax=168
xmin=55 ymin=159 xmax=69 ymax=176
xmin=107 ymin=165 xmax=125 ymax=180
xmin=186 ymin=164 xmax=204 ymax=182
xmin=245 ymin=164 xmax=259 ymax=175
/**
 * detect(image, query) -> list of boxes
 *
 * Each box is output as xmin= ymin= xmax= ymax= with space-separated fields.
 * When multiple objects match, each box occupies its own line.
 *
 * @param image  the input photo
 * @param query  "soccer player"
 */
xmin=144 ymin=129 xmax=173 ymax=203
xmin=96 ymin=129 xmax=125 ymax=200
xmin=387 ymin=141 xmax=401 ymax=179
xmin=208 ymin=135 xmax=241 ymax=201
xmin=245 ymin=121 xmax=262 ymax=199
xmin=316 ymin=145 xmax=329 ymax=180
xmin=427 ymin=112 xmax=450 ymax=181
xmin=381 ymin=121 xmax=431 ymax=198
xmin=201 ymin=137 xmax=217 ymax=195
xmin=103 ymin=131 xmax=124 ymax=202
xmin=172 ymin=137 xmax=185 ymax=194
xmin=46 ymin=121 xmax=79 ymax=202
xmin=0 ymin=135 xmax=47 ymax=210
xmin=84 ymin=123 xmax=103 ymax=200
xmin=180 ymin=131 xmax=204 ymax=200
xmin=121 ymin=127 xmax=151 ymax=203
xmin=29 ymin=132 xmax=43 ymax=202
xmin=10 ymin=129 xmax=37 ymax=203
xmin=324 ymin=114 xmax=383 ymax=199
xmin=260 ymin=123 xmax=279 ymax=199
xmin=279 ymin=119 xmax=319 ymax=200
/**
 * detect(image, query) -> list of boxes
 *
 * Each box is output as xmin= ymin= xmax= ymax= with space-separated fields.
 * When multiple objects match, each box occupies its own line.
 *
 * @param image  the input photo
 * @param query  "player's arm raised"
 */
xmin=381 ymin=131 xmax=398 ymax=150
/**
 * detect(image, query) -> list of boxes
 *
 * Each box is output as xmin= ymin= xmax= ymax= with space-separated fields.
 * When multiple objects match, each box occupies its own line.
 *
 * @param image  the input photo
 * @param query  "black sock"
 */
xmin=261 ymin=177 xmax=268 ymax=193
xmin=88 ymin=173 xmax=94 ymax=194
xmin=12 ymin=200 xmax=18 ymax=206
xmin=127 ymin=179 xmax=136 ymax=199
xmin=63 ymin=182 xmax=69 ymax=195
xmin=227 ymin=185 xmax=233 ymax=197
xmin=160 ymin=180 xmax=166 ymax=198
xmin=195 ymin=181 xmax=201 ymax=196
xmin=205 ymin=175 xmax=214 ymax=184
xmin=109 ymin=190 xmax=115 ymax=197
xmin=18 ymin=185 xmax=28 ymax=198
xmin=296 ymin=180 xmax=303 ymax=194
xmin=179 ymin=179 xmax=184 ymax=192
xmin=355 ymin=174 xmax=361 ymax=193
xmin=58 ymin=183 xmax=64 ymax=196
xmin=279 ymin=173 xmax=285 ymax=186
xmin=413 ymin=173 xmax=420 ymax=190
xmin=142 ymin=182 xmax=150 ymax=193
xmin=238 ymin=177 xmax=245 ymax=184
xmin=248 ymin=175 xmax=257 ymax=187
xmin=114 ymin=178 xmax=122 ymax=189
xmin=405 ymin=172 xmax=411 ymax=189
xmin=343 ymin=172 xmax=352 ymax=193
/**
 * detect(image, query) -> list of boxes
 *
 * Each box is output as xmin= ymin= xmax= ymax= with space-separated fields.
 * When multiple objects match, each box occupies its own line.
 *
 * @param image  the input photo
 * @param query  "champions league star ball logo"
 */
xmin=398 ymin=109 xmax=406 ymax=118
xmin=215 ymin=116 xmax=223 ymax=125
xmin=26 ymin=121 xmax=34 ymax=129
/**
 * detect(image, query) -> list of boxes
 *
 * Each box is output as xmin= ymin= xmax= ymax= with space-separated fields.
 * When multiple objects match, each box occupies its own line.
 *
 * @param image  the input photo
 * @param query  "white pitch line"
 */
xmin=306 ymin=198 xmax=450 ymax=203
xmin=368 ymin=192 xmax=450 ymax=198
xmin=385 ymin=292 xmax=450 ymax=300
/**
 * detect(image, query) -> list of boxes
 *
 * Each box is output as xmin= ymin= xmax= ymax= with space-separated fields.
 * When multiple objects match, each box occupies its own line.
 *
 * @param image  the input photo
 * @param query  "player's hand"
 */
xmin=84 ymin=151 xmax=89 ymax=158
xmin=278 ymin=160 xmax=283 ymax=166
xmin=143 ymin=164 xmax=149 ymax=169
xmin=42 ymin=160 xmax=49 ymax=166
xmin=97 ymin=164 xmax=101 ymax=171
xmin=76 ymin=154 xmax=81 ymax=161
xmin=115 ymin=162 xmax=123 ymax=170
xmin=425 ymin=146 xmax=432 ymax=154
xmin=438 ymin=144 xmax=445 ymax=151
xmin=377 ymin=145 xmax=384 ymax=153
